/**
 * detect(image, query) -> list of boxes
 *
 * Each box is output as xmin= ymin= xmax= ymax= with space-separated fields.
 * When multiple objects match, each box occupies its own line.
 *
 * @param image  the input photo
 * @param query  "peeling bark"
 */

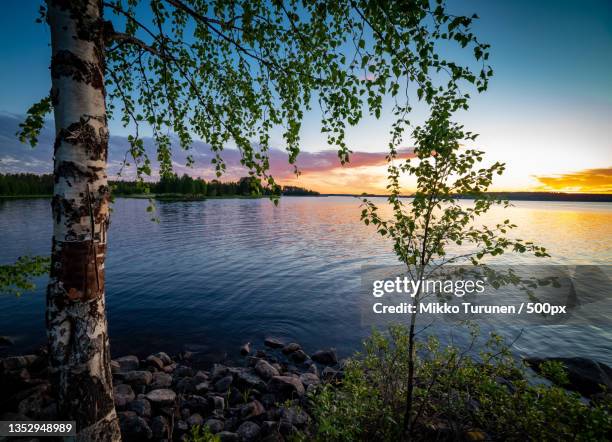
xmin=46 ymin=0 xmax=120 ymax=440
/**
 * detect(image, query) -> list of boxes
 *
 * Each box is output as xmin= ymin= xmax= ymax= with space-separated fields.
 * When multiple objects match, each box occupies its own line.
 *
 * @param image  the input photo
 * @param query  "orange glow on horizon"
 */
xmin=280 ymin=166 xmax=612 ymax=195
xmin=532 ymin=168 xmax=612 ymax=194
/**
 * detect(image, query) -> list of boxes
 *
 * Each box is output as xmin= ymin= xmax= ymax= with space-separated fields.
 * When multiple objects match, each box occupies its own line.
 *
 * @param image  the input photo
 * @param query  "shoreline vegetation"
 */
xmin=0 ymin=173 xmax=320 ymax=201
xmin=1 ymin=330 xmax=610 ymax=441
xmin=0 ymin=173 xmax=610 ymax=202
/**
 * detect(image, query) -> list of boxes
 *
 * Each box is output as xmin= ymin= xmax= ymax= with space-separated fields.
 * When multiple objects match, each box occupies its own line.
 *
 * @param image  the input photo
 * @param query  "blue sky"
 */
xmin=0 ymin=0 xmax=610 ymax=193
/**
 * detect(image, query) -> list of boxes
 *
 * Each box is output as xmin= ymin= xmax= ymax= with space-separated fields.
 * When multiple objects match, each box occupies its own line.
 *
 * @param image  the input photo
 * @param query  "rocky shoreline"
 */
xmin=2 ymin=335 xmax=611 ymax=442
xmin=0 ymin=338 xmax=344 ymax=441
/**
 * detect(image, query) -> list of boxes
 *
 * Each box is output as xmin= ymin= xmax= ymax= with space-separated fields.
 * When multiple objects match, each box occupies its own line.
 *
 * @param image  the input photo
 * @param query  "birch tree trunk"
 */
xmin=46 ymin=0 xmax=120 ymax=439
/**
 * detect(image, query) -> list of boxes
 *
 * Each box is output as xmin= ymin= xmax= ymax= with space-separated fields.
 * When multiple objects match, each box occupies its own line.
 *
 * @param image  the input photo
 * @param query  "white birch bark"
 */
xmin=46 ymin=0 xmax=120 ymax=439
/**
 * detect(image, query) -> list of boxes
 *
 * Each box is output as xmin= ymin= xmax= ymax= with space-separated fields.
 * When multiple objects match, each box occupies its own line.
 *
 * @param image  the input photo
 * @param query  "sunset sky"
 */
xmin=0 ymin=0 xmax=610 ymax=194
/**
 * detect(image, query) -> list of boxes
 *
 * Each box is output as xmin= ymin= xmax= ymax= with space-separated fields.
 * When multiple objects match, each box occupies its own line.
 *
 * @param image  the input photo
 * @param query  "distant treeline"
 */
xmin=0 ymin=173 xmax=319 ymax=197
xmin=0 ymin=173 xmax=53 ymax=196
xmin=113 ymin=174 xmax=319 ymax=196
xmin=456 ymin=192 xmax=612 ymax=203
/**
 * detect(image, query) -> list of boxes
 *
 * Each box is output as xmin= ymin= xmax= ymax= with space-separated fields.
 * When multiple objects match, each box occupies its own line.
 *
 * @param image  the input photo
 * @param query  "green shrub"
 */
xmin=308 ymin=325 xmax=611 ymax=441
xmin=0 ymin=255 xmax=50 ymax=296
xmin=188 ymin=425 xmax=220 ymax=442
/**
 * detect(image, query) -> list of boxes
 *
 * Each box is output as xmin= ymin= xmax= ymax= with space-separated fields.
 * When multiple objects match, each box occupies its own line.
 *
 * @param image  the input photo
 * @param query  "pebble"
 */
xmin=114 ymin=355 xmax=140 ymax=372
xmin=145 ymin=389 xmax=176 ymax=406
xmin=264 ymin=337 xmax=285 ymax=349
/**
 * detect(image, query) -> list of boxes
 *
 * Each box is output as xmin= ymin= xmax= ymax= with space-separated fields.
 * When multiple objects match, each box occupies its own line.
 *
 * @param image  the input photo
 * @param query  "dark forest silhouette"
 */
xmin=0 ymin=173 xmax=319 ymax=197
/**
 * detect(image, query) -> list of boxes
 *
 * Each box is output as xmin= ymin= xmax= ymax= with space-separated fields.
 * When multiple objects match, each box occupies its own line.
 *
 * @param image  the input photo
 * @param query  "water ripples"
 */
xmin=0 ymin=197 xmax=610 ymax=365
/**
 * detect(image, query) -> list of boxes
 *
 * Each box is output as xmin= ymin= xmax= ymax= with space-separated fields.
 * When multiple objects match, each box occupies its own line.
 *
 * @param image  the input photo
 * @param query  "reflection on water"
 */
xmin=0 ymin=197 xmax=610 ymax=365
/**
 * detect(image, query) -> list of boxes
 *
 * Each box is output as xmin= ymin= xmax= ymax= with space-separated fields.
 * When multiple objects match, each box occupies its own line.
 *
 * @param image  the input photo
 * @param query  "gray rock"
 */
xmin=117 ymin=410 xmax=136 ymax=419
xmin=204 ymin=418 xmax=225 ymax=434
xmin=246 ymin=356 xmax=261 ymax=367
xmin=127 ymin=398 xmax=151 ymax=418
xmin=17 ymin=384 xmax=51 ymax=419
xmin=117 ymin=411 xmax=136 ymax=434
xmin=181 ymin=394 xmax=209 ymax=414
xmin=311 ymin=349 xmax=338 ymax=365
xmin=150 ymin=415 xmax=169 ymax=439
xmin=261 ymin=420 xmax=279 ymax=434
xmin=145 ymin=355 xmax=164 ymax=370
xmin=150 ymin=371 xmax=173 ymax=389
xmin=176 ymin=420 xmax=189 ymax=433
xmin=308 ymin=364 xmax=319 ymax=376
xmin=110 ymin=360 xmax=121 ymax=373
xmin=195 ymin=381 xmax=210 ymax=394
xmin=179 ymin=350 xmax=194 ymax=361
xmin=264 ymin=338 xmax=285 ymax=349
xmin=38 ymin=401 xmax=58 ymax=421
xmin=145 ymin=388 xmax=176 ymax=406
xmin=232 ymin=368 xmax=267 ymax=391
xmin=209 ymin=396 xmax=225 ymax=410
xmin=237 ymin=421 xmax=261 ymax=441
xmin=154 ymin=352 xmax=173 ymax=366
xmin=255 ymin=360 xmax=280 ymax=380
xmin=175 ymin=377 xmax=196 ymax=394
xmin=188 ymin=413 xmax=204 ymax=427
xmin=306 ymin=383 xmax=317 ymax=395
xmin=175 ymin=364 xmax=194 ymax=378
xmin=124 ymin=370 xmax=152 ymax=386
xmin=299 ymin=372 xmax=320 ymax=388
xmin=181 ymin=408 xmax=190 ymax=420
xmin=114 ymin=384 xmax=136 ymax=409
xmin=119 ymin=411 xmax=152 ymax=440
xmin=194 ymin=370 xmax=209 ymax=382
xmin=162 ymin=362 xmax=177 ymax=374
xmin=261 ymin=432 xmax=284 ymax=442
xmin=240 ymin=342 xmax=251 ymax=356
xmin=218 ymin=431 xmax=240 ymax=442
xmin=0 ymin=336 xmax=14 ymax=346
xmin=290 ymin=350 xmax=308 ymax=363
xmin=4 ymin=368 xmax=30 ymax=385
xmin=279 ymin=420 xmax=297 ymax=437
xmin=260 ymin=393 xmax=277 ymax=409
xmin=225 ymin=416 xmax=241 ymax=431
xmin=1 ymin=355 xmax=37 ymax=371
xmin=495 ymin=376 xmax=516 ymax=393
xmin=322 ymin=366 xmax=341 ymax=381
xmin=212 ymin=364 xmax=229 ymax=380
xmin=280 ymin=406 xmax=310 ymax=427
xmin=286 ymin=364 xmax=299 ymax=374
xmin=268 ymin=376 xmax=305 ymax=399
xmin=281 ymin=343 xmax=301 ymax=354
xmin=526 ymin=356 xmax=612 ymax=397
xmin=215 ymin=375 xmax=234 ymax=392
xmin=240 ymin=400 xmax=266 ymax=419
xmin=114 ymin=355 xmax=140 ymax=372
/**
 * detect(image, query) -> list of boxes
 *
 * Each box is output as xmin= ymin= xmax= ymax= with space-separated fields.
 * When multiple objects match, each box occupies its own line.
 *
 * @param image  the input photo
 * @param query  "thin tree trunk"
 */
xmin=402 ymin=301 xmax=417 ymax=440
xmin=46 ymin=0 xmax=120 ymax=439
xmin=403 ymin=266 xmax=425 ymax=440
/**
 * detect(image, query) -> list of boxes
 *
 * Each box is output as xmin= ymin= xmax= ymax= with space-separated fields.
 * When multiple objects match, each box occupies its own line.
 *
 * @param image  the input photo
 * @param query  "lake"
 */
xmin=0 ymin=197 xmax=610 ymax=366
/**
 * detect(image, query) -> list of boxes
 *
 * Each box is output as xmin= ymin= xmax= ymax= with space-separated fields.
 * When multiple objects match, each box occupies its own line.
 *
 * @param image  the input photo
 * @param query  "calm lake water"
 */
xmin=0 ymin=197 xmax=610 ymax=365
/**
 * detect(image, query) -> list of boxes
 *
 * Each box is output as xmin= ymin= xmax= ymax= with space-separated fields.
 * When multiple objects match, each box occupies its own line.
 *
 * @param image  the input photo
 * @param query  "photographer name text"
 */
xmin=372 ymin=301 xmax=567 ymax=316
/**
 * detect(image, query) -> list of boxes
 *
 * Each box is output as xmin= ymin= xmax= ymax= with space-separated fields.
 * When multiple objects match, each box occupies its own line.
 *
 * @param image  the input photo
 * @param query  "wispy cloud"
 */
xmin=533 ymin=167 xmax=612 ymax=193
xmin=0 ymin=113 xmax=413 ymax=193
